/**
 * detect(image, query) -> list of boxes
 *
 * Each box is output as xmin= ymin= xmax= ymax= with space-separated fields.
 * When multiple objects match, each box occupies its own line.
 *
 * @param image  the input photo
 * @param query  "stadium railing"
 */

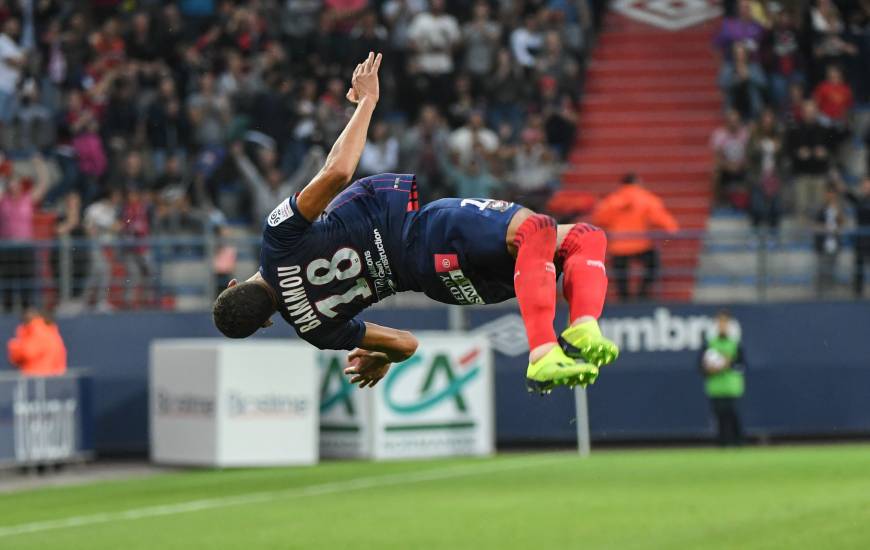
xmin=0 ymin=227 xmax=867 ymax=313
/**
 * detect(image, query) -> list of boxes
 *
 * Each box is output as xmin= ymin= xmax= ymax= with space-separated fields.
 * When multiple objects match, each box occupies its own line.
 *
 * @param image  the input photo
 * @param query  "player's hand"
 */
xmin=344 ymin=348 xmax=391 ymax=388
xmin=346 ymin=52 xmax=382 ymax=105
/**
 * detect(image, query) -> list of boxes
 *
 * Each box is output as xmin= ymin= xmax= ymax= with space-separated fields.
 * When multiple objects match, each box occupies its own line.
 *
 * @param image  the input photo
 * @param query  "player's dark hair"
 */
xmin=212 ymin=282 xmax=275 ymax=339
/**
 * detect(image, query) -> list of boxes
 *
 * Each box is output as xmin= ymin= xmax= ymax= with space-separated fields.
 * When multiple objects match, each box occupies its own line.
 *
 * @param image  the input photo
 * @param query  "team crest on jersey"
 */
xmin=268 ymin=198 xmax=293 ymax=227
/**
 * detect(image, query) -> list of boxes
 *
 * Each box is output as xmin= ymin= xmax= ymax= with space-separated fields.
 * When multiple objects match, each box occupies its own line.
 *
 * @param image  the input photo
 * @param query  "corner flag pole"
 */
xmin=574 ymin=387 xmax=591 ymax=457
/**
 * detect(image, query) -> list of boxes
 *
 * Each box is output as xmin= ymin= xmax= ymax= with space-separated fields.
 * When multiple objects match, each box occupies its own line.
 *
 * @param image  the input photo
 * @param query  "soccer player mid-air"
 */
xmin=212 ymin=52 xmax=619 ymax=393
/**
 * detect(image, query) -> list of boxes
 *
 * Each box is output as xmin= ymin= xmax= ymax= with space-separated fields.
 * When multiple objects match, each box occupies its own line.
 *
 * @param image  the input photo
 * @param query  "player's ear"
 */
xmin=227 ymin=278 xmax=238 ymax=288
xmin=261 ymin=316 xmax=274 ymax=329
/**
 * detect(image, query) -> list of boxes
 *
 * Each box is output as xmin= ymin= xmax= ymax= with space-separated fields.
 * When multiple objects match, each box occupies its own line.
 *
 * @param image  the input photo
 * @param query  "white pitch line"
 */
xmin=0 ymin=454 xmax=570 ymax=539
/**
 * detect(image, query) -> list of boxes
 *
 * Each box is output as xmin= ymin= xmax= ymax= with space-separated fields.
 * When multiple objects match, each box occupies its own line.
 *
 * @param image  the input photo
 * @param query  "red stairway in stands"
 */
xmin=560 ymin=12 xmax=722 ymax=301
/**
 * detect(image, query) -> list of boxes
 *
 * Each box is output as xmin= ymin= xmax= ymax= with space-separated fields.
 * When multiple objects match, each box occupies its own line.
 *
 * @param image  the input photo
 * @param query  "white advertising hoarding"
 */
xmin=318 ymin=352 xmax=374 ymax=459
xmin=150 ymin=340 xmax=319 ymax=467
xmin=319 ymin=334 xmax=494 ymax=461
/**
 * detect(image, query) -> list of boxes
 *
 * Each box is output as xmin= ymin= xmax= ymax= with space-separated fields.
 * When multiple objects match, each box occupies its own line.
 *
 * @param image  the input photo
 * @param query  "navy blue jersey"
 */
xmin=260 ymin=174 xmax=522 ymax=350
xmin=259 ymin=174 xmax=419 ymax=350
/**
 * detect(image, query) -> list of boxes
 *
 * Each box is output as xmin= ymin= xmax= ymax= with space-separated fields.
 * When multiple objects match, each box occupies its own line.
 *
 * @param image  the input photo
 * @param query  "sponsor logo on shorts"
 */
xmin=267 ymin=198 xmax=293 ymax=227
xmin=437 ymin=268 xmax=485 ymax=305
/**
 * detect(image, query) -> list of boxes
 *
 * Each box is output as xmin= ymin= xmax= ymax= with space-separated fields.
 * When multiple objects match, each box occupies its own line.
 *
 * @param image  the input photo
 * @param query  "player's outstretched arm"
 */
xmin=295 ymin=51 xmax=382 ymax=222
xmin=343 ymin=323 xmax=418 ymax=388
xmin=360 ymin=322 xmax=418 ymax=363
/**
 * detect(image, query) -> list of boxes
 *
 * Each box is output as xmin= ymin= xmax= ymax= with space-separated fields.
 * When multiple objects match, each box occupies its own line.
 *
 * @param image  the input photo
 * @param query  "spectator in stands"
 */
xmin=812 ymin=65 xmax=853 ymax=129
xmin=52 ymin=191 xmax=89 ymax=300
xmin=146 ymin=77 xmax=191 ymax=174
xmin=761 ymin=6 xmax=804 ymax=109
xmin=82 ymin=189 xmax=121 ymax=312
xmin=119 ymin=185 xmax=153 ymax=308
xmin=699 ymin=310 xmax=746 ymax=447
xmin=536 ymin=31 xmax=572 ymax=84
xmin=839 ymin=177 xmax=870 ymax=297
xmin=153 ymin=186 xmax=205 ymax=238
xmin=401 ymin=104 xmax=450 ymax=199
xmin=439 ymin=146 xmax=499 ymax=199
xmin=786 ymin=100 xmax=832 ymax=220
xmin=151 ymin=154 xmax=187 ymax=194
xmin=187 ymin=71 xmax=231 ymax=149
xmin=842 ymin=9 xmax=870 ymax=103
xmin=446 ymin=74 xmax=475 ymax=128
xmin=747 ymin=109 xmax=785 ymax=235
xmin=0 ymin=17 xmax=24 ymax=123
xmin=814 ymin=183 xmax=845 ymax=297
xmin=103 ymin=77 xmax=139 ymax=155
xmin=449 ymin=109 xmax=499 ymax=169
xmin=407 ymin=0 xmax=460 ymax=109
xmin=810 ymin=0 xmax=857 ymax=83
xmin=486 ymin=48 xmax=528 ymax=133
xmin=66 ymin=89 xmax=107 ymax=203
xmin=112 ymin=151 xmax=148 ymax=192
xmin=548 ymin=0 xmax=590 ymax=58
xmin=714 ymin=1 xmax=765 ymax=107
xmin=15 ymin=78 xmax=54 ymax=151
xmin=511 ymin=12 xmax=543 ymax=70
xmin=541 ymin=81 xmax=578 ymax=160
xmin=359 ymin=121 xmax=399 ymax=176
xmin=711 ymin=109 xmax=750 ymax=208
xmin=0 ymin=153 xmax=51 ymax=313
xmin=462 ymin=1 xmax=501 ymax=95
xmin=6 ymin=308 xmax=67 ymax=376
xmin=728 ymin=44 xmax=766 ymax=120
xmin=231 ymin=141 xmax=324 ymax=223
xmin=509 ymin=121 xmax=559 ymax=211
xmin=592 ymin=172 xmax=679 ymax=301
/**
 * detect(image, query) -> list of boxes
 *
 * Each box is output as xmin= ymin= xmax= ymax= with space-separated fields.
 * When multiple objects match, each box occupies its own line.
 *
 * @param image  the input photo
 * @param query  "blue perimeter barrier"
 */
xmin=1 ymin=302 xmax=869 ymax=453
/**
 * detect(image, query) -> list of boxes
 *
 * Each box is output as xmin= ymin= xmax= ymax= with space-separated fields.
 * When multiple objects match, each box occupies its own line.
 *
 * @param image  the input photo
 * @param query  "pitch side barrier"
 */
xmin=1 ymin=301 xmax=869 ymax=453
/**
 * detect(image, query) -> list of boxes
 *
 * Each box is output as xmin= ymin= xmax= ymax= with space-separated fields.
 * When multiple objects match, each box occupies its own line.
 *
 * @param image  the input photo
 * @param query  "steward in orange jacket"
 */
xmin=592 ymin=174 xmax=679 ymax=256
xmin=7 ymin=310 xmax=67 ymax=376
xmin=591 ymin=173 xmax=679 ymax=300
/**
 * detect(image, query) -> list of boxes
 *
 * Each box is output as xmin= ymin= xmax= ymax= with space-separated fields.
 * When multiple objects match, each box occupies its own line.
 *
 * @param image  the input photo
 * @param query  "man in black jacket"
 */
xmin=841 ymin=177 xmax=870 ymax=297
xmin=786 ymin=100 xmax=833 ymax=220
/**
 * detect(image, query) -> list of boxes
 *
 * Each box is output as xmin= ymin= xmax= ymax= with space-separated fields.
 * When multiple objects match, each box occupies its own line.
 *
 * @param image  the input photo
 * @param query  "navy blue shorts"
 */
xmin=402 ymin=198 xmax=524 ymax=305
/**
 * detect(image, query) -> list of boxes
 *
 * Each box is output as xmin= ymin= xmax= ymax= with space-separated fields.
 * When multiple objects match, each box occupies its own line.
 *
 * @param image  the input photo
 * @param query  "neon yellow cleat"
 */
xmin=526 ymin=346 xmax=599 ymax=394
xmin=560 ymin=319 xmax=619 ymax=367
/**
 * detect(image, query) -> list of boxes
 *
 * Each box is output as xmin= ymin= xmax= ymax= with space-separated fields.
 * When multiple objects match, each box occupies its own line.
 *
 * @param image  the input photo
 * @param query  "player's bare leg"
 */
xmin=507 ymin=210 xmax=598 ymax=392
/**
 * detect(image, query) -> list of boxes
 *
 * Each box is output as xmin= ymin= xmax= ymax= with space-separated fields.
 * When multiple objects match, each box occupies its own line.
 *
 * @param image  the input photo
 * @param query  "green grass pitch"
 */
xmin=1 ymin=445 xmax=869 ymax=549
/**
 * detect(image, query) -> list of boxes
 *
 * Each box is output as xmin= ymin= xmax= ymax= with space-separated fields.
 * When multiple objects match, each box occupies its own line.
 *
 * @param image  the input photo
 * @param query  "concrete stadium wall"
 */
xmin=1 ymin=302 xmax=868 ymax=453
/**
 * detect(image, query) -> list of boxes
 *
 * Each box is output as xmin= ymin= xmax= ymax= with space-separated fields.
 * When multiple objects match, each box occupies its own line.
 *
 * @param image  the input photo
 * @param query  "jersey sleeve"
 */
xmin=263 ymin=195 xmax=311 ymax=244
xmin=302 ymin=317 xmax=366 ymax=351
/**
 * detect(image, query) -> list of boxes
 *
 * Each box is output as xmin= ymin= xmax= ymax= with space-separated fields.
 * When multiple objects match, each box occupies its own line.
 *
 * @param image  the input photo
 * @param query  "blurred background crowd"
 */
xmin=709 ymin=0 xmax=870 ymax=296
xmin=0 ymin=0 xmax=603 ymax=312
xmin=1 ymin=0 xmax=869 ymax=313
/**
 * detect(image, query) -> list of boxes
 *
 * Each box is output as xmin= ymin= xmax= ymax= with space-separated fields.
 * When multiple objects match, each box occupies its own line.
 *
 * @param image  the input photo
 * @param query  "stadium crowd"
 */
xmin=710 ymin=0 xmax=870 ymax=296
xmin=0 ymin=0 xmax=601 ymax=312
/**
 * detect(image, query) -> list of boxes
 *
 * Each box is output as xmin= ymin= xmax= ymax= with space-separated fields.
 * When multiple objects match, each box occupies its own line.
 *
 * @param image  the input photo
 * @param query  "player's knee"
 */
xmin=559 ymin=224 xmax=607 ymax=258
xmin=513 ymin=213 xmax=557 ymax=248
xmin=585 ymin=226 xmax=607 ymax=256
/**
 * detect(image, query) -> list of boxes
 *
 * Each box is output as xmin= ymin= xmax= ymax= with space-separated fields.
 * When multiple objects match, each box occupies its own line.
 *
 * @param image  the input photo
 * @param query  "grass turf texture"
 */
xmin=1 ymin=445 xmax=869 ymax=549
